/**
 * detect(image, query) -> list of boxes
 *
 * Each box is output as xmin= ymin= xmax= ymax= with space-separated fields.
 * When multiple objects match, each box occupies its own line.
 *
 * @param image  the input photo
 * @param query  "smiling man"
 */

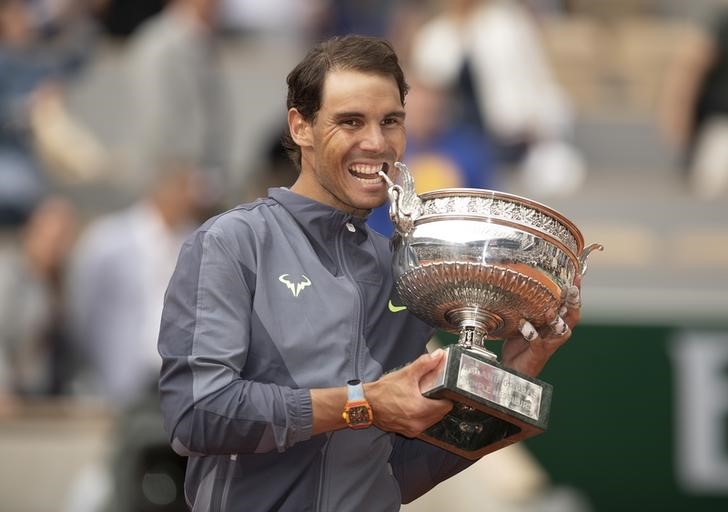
xmin=287 ymin=67 xmax=405 ymax=217
xmin=157 ymin=35 xmax=577 ymax=512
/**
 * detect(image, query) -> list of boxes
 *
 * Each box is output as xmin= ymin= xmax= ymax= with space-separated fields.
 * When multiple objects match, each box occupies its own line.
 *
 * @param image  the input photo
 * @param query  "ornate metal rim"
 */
xmin=413 ymin=214 xmax=580 ymax=270
xmin=417 ymin=188 xmax=584 ymax=255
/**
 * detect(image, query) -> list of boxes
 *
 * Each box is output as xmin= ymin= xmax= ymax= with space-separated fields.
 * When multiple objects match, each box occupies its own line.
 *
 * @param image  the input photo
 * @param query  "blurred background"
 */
xmin=1 ymin=0 xmax=727 ymax=511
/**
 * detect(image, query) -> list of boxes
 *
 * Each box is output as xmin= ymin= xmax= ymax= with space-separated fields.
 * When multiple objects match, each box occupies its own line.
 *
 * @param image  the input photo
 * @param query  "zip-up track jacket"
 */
xmin=158 ymin=188 xmax=474 ymax=511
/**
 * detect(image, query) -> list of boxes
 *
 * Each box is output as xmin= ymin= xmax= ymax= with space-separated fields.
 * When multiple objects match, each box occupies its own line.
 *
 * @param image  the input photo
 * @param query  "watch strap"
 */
xmin=346 ymin=379 xmax=365 ymax=401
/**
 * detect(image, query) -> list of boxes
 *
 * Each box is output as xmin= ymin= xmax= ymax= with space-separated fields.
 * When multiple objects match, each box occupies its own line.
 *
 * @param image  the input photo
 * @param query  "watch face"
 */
xmin=348 ymin=405 xmax=372 ymax=426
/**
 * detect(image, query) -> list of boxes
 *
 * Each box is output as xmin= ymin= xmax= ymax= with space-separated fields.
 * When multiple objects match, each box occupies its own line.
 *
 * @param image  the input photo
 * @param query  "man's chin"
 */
xmin=362 ymin=196 xmax=389 ymax=213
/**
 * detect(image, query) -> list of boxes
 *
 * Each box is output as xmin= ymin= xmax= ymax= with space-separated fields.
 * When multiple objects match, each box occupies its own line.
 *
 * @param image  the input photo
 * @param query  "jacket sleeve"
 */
xmin=158 ymin=224 xmax=313 ymax=457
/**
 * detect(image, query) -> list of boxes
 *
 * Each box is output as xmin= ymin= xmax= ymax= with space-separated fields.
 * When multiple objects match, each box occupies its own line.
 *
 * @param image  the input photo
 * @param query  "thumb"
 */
xmin=409 ymin=349 xmax=446 ymax=377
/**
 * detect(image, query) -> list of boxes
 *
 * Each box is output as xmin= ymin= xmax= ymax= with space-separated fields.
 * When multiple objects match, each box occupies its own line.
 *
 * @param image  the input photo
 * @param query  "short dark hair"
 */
xmin=282 ymin=35 xmax=409 ymax=171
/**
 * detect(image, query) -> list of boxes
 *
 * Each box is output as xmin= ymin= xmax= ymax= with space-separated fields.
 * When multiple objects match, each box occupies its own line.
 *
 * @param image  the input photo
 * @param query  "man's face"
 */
xmin=290 ymin=69 xmax=406 ymax=218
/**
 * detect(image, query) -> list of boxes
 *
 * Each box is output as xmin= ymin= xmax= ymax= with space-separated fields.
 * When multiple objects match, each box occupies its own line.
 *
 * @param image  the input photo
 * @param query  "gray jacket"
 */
xmin=158 ymin=187 xmax=473 ymax=511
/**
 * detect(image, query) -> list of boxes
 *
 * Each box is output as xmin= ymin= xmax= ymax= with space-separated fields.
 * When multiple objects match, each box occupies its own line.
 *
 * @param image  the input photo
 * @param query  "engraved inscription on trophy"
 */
xmin=456 ymin=354 xmax=542 ymax=420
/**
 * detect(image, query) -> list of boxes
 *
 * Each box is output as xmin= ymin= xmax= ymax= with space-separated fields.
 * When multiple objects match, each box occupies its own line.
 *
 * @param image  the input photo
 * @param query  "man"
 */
xmin=659 ymin=4 xmax=728 ymax=198
xmin=68 ymin=156 xmax=211 ymax=408
xmin=126 ymin=0 xmax=229 ymax=196
xmin=158 ymin=35 xmax=579 ymax=511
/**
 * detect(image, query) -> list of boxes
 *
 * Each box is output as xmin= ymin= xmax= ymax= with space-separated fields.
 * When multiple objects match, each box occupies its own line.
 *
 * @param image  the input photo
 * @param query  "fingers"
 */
xmin=565 ymin=285 xmax=581 ymax=309
xmin=514 ymin=279 xmax=585 ymax=346
xmin=520 ymin=287 xmax=579 ymax=343
xmin=519 ymin=317 xmax=569 ymax=342
xmin=557 ymin=285 xmax=581 ymax=314
xmin=519 ymin=317 xmax=571 ymax=344
xmin=408 ymin=349 xmax=446 ymax=377
xmin=519 ymin=319 xmax=539 ymax=342
xmin=549 ymin=315 xmax=569 ymax=336
xmin=370 ymin=350 xmax=453 ymax=437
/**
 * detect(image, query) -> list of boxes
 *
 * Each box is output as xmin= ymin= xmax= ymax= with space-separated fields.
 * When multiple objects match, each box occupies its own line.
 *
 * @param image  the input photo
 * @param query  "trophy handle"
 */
xmin=579 ymin=243 xmax=604 ymax=276
xmin=379 ymin=161 xmax=422 ymax=236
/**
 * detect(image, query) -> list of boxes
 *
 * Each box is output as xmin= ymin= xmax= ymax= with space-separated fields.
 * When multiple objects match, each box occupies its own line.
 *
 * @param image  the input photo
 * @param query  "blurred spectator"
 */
xmin=524 ymin=0 xmax=568 ymax=16
xmin=409 ymin=0 xmax=585 ymax=197
xmin=0 ymin=0 xmax=101 ymax=226
xmin=317 ymin=0 xmax=438 ymax=62
xmin=317 ymin=0 xmax=400 ymax=38
xmin=384 ymin=0 xmax=438 ymax=62
xmin=95 ymin=0 xmax=165 ymax=38
xmin=0 ymin=197 xmax=78 ymax=407
xmin=367 ymin=77 xmax=496 ymax=236
xmin=217 ymin=0 xmax=325 ymax=39
xmin=66 ymin=156 xmax=214 ymax=408
xmin=0 ymin=0 xmax=97 ymax=408
xmin=125 ymin=0 xmax=230 ymax=202
xmin=659 ymin=3 xmax=728 ymax=199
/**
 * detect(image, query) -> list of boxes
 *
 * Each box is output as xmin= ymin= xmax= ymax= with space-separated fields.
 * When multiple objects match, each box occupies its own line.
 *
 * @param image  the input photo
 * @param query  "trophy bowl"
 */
xmin=381 ymin=163 xmax=602 ymax=459
xmin=392 ymin=187 xmax=597 ymax=344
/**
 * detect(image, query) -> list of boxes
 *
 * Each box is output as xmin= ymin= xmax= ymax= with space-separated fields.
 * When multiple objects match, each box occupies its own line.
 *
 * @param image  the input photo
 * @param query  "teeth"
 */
xmin=349 ymin=163 xmax=384 ymax=175
xmin=349 ymin=163 xmax=387 ymax=183
xmin=352 ymin=175 xmax=384 ymax=184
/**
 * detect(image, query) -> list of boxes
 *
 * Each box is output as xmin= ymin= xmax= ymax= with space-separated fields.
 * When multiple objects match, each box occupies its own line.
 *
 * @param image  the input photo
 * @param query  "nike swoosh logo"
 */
xmin=388 ymin=300 xmax=407 ymax=313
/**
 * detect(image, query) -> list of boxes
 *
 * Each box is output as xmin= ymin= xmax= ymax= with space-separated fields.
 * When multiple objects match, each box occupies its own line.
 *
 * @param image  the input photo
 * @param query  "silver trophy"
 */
xmin=380 ymin=162 xmax=603 ymax=459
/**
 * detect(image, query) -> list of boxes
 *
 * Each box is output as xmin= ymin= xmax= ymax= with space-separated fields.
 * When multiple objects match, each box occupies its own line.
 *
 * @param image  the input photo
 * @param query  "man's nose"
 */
xmin=360 ymin=124 xmax=386 ymax=152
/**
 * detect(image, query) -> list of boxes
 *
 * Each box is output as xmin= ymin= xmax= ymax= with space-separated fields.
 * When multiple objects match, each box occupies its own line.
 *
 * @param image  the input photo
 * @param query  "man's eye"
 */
xmin=342 ymin=119 xmax=361 ymax=127
xmin=382 ymin=118 xmax=401 ymax=126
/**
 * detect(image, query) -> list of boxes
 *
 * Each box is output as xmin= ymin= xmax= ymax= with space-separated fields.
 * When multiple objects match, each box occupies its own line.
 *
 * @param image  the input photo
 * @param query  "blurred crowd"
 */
xmin=1 ymin=0 xmax=728 ymax=510
xmin=0 ymin=0 xmax=574 ymax=415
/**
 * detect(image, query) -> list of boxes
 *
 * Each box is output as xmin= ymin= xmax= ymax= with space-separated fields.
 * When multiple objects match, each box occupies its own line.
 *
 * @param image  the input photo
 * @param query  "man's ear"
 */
xmin=288 ymin=108 xmax=312 ymax=148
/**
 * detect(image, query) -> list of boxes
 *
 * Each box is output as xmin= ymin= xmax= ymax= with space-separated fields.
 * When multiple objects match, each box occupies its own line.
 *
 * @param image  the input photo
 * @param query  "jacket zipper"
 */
xmin=211 ymin=454 xmax=236 ymax=511
xmin=337 ymin=218 xmax=366 ymax=379
xmin=314 ymin=435 xmax=332 ymax=511
xmin=314 ymin=220 xmax=365 ymax=511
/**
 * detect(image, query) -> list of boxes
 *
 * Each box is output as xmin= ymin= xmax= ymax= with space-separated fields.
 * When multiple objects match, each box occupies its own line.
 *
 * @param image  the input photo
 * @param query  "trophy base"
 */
xmin=419 ymin=344 xmax=552 ymax=460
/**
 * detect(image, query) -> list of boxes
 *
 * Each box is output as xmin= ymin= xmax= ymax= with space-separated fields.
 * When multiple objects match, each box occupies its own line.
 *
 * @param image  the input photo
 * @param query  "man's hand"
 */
xmin=366 ymin=350 xmax=453 ymax=438
xmin=501 ymin=279 xmax=582 ymax=377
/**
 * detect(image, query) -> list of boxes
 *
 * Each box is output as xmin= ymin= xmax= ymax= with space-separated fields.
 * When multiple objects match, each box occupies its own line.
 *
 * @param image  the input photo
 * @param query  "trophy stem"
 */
xmin=446 ymin=306 xmax=503 ymax=360
xmin=458 ymin=326 xmax=498 ymax=361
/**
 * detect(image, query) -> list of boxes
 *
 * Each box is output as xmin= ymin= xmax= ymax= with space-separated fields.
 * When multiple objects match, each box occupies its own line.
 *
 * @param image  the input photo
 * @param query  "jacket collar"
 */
xmin=268 ymin=187 xmax=369 ymax=242
xmin=268 ymin=188 xmax=373 ymax=277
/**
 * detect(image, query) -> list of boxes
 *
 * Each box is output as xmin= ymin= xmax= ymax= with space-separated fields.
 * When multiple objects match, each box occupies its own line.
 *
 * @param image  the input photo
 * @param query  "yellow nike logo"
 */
xmin=388 ymin=300 xmax=407 ymax=313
